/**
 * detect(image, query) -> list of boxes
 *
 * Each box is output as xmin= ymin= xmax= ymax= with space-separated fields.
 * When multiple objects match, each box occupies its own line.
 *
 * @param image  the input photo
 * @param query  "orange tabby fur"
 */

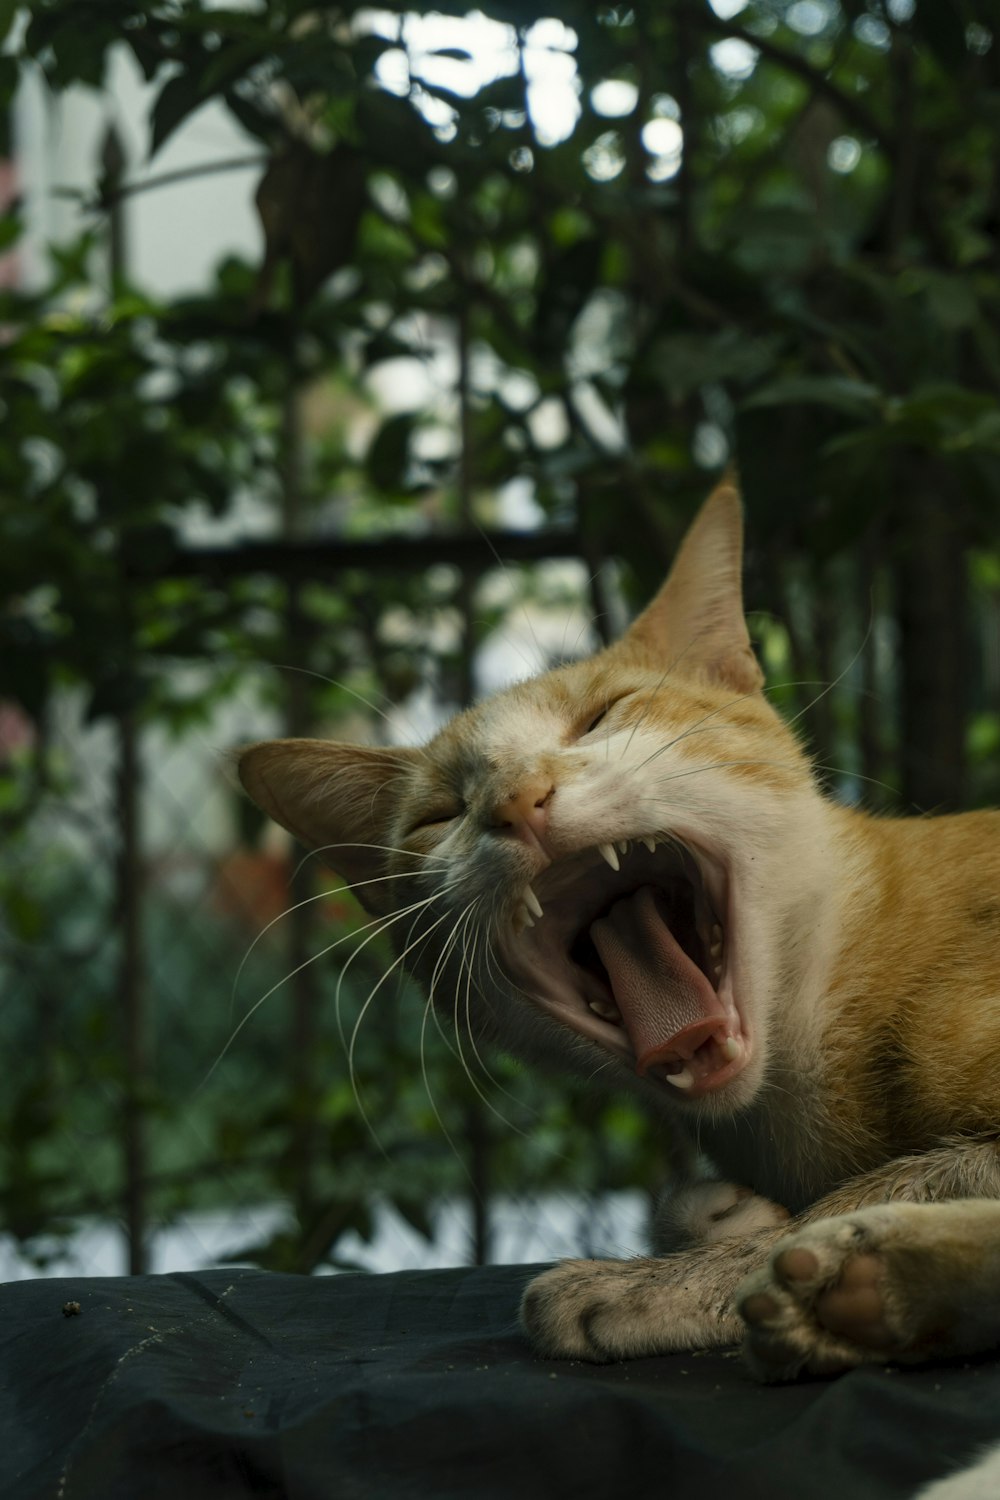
xmin=239 ymin=485 xmax=1000 ymax=1381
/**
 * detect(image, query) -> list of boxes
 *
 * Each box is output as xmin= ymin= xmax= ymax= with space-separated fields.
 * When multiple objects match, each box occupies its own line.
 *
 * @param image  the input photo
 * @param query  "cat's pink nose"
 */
xmin=490 ymin=781 xmax=554 ymax=844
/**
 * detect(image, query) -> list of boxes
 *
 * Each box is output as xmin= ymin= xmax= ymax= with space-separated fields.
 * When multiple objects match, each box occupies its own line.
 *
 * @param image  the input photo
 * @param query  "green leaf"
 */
xmin=5 ymin=889 xmax=43 ymax=944
xmin=224 ymin=87 xmax=281 ymax=144
xmin=651 ymin=332 xmax=780 ymax=400
xmin=0 ymin=0 xmax=18 ymax=49
xmin=366 ymin=412 xmax=417 ymax=493
xmin=393 ymin=1196 xmax=435 ymax=1241
xmin=150 ymin=72 xmax=208 ymax=158
xmin=923 ymin=273 xmax=979 ymax=332
xmin=743 ymin=376 xmax=881 ymax=416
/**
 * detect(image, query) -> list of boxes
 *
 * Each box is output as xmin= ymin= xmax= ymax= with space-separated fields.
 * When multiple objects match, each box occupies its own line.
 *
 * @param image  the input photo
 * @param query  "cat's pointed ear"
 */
xmin=621 ymin=481 xmax=763 ymax=694
xmin=238 ymin=738 xmax=418 ymax=913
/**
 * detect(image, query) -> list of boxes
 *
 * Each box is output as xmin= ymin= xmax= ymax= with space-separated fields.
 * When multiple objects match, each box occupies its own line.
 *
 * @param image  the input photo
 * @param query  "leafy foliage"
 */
xmin=3 ymin=0 xmax=999 ymax=1269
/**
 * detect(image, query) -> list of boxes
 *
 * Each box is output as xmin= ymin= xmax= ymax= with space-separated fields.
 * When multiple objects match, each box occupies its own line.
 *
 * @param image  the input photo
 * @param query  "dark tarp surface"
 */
xmin=1 ymin=1262 xmax=998 ymax=1500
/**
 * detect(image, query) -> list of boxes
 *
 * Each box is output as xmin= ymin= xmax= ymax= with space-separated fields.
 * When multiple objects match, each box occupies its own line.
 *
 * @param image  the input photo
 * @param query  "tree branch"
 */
xmin=55 ymin=154 xmax=268 ymax=214
xmin=699 ymin=7 xmax=894 ymax=153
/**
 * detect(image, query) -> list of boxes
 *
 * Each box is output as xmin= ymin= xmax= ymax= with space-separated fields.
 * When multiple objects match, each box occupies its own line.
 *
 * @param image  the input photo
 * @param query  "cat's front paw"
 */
xmin=655 ymin=1180 xmax=790 ymax=1252
xmin=521 ymin=1261 xmax=600 ymax=1360
xmin=521 ymin=1254 xmax=742 ymax=1362
xmin=737 ymin=1213 xmax=894 ymax=1380
xmin=736 ymin=1202 xmax=1000 ymax=1382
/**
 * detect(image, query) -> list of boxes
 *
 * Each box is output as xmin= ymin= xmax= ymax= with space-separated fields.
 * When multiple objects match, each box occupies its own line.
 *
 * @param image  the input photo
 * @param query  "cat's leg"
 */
xmin=739 ymin=1198 xmax=1000 ymax=1381
xmin=522 ymin=1168 xmax=793 ymax=1359
xmin=519 ymin=1158 xmax=790 ymax=1360
xmin=523 ymin=1137 xmax=1000 ymax=1365
xmin=653 ymin=1135 xmax=790 ymax=1252
xmin=521 ymin=1227 xmax=778 ymax=1360
xmin=654 ymin=1179 xmax=790 ymax=1251
xmin=737 ymin=1137 xmax=1000 ymax=1379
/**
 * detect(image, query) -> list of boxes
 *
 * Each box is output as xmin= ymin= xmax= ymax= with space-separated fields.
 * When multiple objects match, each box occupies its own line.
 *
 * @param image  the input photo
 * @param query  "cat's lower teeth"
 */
xmin=723 ymin=1037 xmax=742 ymax=1061
xmin=665 ymin=1066 xmax=694 ymax=1090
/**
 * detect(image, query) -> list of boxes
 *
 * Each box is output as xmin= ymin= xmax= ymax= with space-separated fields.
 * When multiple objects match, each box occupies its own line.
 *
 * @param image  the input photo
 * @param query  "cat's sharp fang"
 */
xmin=524 ymin=885 xmax=543 ymax=920
xmin=588 ymin=998 xmax=621 ymax=1023
xmin=617 ymin=840 xmax=629 ymax=855
xmin=665 ymin=1067 xmax=694 ymax=1090
xmin=641 ymin=836 xmax=656 ymax=853
xmin=598 ymin=842 xmax=620 ymax=871
xmin=711 ymin=923 xmax=723 ymax=943
xmin=723 ymin=1037 xmax=741 ymax=1061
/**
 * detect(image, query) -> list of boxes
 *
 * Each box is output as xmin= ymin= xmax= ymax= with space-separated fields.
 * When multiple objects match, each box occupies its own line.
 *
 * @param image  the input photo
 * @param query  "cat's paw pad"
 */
xmin=656 ymin=1181 xmax=790 ymax=1251
xmin=737 ymin=1213 xmax=903 ymax=1381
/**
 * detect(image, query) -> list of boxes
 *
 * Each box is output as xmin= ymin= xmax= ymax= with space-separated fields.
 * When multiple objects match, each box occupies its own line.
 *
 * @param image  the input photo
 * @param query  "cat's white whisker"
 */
xmin=783 ymin=614 xmax=874 ymax=737
xmin=628 ymin=685 xmax=769 ymax=778
xmin=434 ymin=902 xmax=533 ymax=1138
xmin=229 ymin=868 xmax=435 ymax=1025
xmin=415 ymin=899 xmax=506 ymax=1172
xmin=346 ymin=903 xmax=462 ymax=1155
xmin=418 ymin=995 xmax=477 ymax=1189
xmin=298 ymin=840 xmax=450 ymax=870
xmin=333 ymin=882 xmax=463 ymax=1057
xmin=270 ymin=662 xmax=429 ymax=748
xmin=651 ymin=756 xmax=802 ymax=785
xmin=205 ymin=886 xmax=448 ymax=1090
xmin=472 ymin=525 xmax=549 ymax=674
xmin=422 ymin=903 xmax=482 ymax=1074
xmin=463 ymin=928 xmax=553 ymax=1123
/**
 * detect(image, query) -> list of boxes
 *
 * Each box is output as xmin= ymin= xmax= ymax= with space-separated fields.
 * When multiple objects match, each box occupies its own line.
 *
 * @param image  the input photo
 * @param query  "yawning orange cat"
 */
xmin=239 ymin=484 xmax=1000 ymax=1381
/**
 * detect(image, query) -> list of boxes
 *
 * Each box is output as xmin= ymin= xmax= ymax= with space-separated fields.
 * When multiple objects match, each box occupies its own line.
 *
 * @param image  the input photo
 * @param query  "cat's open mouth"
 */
xmin=500 ymin=835 xmax=751 ymax=1100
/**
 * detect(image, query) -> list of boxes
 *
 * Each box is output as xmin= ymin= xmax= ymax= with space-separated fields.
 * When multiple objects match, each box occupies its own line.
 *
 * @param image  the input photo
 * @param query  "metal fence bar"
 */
xmin=104 ymin=122 xmax=148 ymax=1275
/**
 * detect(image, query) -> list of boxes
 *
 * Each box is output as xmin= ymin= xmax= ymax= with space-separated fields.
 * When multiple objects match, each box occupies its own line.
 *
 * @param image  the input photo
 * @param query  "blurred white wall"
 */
xmin=16 ymin=44 xmax=261 ymax=294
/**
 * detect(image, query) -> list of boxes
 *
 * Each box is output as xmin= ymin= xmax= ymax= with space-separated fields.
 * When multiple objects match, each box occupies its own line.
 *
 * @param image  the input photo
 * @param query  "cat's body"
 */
xmin=240 ymin=485 xmax=1000 ymax=1381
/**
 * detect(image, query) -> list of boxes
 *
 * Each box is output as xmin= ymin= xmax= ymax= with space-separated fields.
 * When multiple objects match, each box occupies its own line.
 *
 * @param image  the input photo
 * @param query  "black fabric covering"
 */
xmin=2 ymin=1262 xmax=998 ymax=1500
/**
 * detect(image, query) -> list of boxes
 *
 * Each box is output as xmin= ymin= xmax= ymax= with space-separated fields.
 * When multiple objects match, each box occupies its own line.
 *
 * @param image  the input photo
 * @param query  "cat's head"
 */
xmin=240 ymin=484 xmax=825 ymax=1119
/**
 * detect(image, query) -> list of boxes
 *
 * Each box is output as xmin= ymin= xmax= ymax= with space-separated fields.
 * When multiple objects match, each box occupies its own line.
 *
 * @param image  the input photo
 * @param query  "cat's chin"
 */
xmin=497 ymin=831 xmax=754 ymax=1107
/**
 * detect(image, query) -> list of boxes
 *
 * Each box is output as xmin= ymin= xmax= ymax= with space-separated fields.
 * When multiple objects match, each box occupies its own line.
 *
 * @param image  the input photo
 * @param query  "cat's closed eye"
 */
xmin=411 ymin=805 xmax=464 ymax=832
xmin=581 ymin=700 xmax=623 ymax=736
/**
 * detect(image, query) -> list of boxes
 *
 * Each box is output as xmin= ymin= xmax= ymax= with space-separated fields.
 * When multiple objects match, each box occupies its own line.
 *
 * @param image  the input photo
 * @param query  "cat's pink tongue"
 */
xmin=591 ymin=886 xmax=726 ymax=1075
